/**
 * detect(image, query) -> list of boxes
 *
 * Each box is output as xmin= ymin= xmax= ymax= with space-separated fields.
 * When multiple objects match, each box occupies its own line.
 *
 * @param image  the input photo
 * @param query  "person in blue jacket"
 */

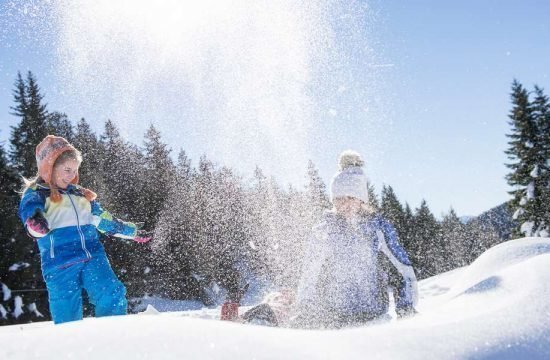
xmin=292 ymin=150 xmax=418 ymax=329
xmin=19 ymin=135 xmax=151 ymax=324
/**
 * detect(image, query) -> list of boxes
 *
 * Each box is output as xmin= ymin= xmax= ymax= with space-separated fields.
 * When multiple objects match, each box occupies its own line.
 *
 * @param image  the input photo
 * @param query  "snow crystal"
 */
xmin=520 ymin=221 xmax=534 ymax=237
xmin=139 ymin=304 xmax=160 ymax=315
xmin=530 ymin=165 xmax=539 ymax=178
xmin=212 ymin=283 xmax=220 ymax=294
xmin=13 ymin=296 xmax=24 ymax=319
xmin=27 ymin=302 xmax=44 ymax=317
xmin=512 ymin=208 xmax=524 ymax=220
xmin=1 ymin=282 xmax=11 ymax=301
xmin=527 ymin=181 xmax=535 ymax=200
xmin=144 ymin=266 xmax=151 ymax=274
xmin=248 ymin=241 xmax=257 ymax=250
xmin=8 ymin=262 xmax=31 ymax=271
xmin=519 ymin=197 xmax=527 ymax=206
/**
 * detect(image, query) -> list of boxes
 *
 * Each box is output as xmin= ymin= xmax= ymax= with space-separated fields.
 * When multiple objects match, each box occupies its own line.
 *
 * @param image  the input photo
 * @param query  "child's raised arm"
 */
xmin=19 ymin=188 xmax=50 ymax=238
xmin=90 ymin=200 xmax=150 ymax=243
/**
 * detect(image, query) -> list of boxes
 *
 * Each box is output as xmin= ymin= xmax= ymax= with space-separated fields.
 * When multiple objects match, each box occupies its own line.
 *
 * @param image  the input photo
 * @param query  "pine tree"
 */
xmin=9 ymin=72 xmax=49 ymax=177
xmin=464 ymin=219 xmax=501 ymax=263
xmin=73 ymin=118 xmax=102 ymax=191
xmin=380 ymin=185 xmax=406 ymax=239
xmin=151 ymin=149 xmax=196 ymax=299
xmin=399 ymin=203 xmax=415 ymax=254
xmin=440 ymin=208 xmax=467 ymax=270
xmin=98 ymin=120 xmax=145 ymax=302
xmin=366 ymin=183 xmax=380 ymax=213
xmin=505 ymin=80 xmax=547 ymax=237
xmin=531 ymin=86 xmax=550 ymax=236
xmin=410 ymin=200 xmax=441 ymax=279
xmin=0 ymin=142 xmax=19 ymax=279
xmin=141 ymin=125 xmax=174 ymax=229
xmin=46 ymin=112 xmax=74 ymax=141
xmin=5 ymin=72 xmax=51 ymax=323
xmin=305 ymin=160 xmax=330 ymax=222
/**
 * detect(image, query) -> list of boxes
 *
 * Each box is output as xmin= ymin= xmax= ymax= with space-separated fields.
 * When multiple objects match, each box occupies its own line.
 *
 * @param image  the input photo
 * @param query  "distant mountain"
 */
xmin=472 ymin=202 xmax=516 ymax=240
xmin=459 ymin=216 xmax=475 ymax=224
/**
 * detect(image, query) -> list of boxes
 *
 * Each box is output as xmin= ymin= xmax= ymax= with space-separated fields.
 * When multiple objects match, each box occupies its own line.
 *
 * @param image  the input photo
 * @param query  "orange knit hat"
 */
xmin=35 ymin=135 xmax=97 ymax=202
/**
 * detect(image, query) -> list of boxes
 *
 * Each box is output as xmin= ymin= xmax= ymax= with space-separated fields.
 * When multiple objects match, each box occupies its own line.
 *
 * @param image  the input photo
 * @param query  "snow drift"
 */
xmin=1 ymin=237 xmax=549 ymax=359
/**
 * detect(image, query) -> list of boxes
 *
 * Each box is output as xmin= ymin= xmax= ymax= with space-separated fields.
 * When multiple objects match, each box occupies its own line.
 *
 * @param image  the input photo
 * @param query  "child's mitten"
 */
xmin=26 ymin=212 xmax=50 ymax=238
xmin=134 ymin=229 xmax=152 ymax=243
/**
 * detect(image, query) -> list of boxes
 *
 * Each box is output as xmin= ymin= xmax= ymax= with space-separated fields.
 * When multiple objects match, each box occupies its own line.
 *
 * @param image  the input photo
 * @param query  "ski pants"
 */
xmin=43 ymin=254 xmax=127 ymax=324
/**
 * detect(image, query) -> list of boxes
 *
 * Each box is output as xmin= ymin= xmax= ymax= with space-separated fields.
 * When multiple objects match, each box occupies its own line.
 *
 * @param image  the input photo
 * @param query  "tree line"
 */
xmin=505 ymin=80 xmax=550 ymax=237
xmin=0 ymin=71 xmax=538 ymax=326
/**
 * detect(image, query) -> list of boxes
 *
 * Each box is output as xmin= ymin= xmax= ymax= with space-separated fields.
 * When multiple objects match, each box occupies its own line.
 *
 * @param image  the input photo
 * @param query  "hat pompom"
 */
xmin=338 ymin=150 xmax=364 ymax=170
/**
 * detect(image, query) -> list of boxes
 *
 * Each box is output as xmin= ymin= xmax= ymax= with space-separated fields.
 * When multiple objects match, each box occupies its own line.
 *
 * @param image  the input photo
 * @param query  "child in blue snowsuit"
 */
xmin=19 ymin=135 xmax=151 ymax=324
xmin=292 ymin=150 xmax=418 ymax=329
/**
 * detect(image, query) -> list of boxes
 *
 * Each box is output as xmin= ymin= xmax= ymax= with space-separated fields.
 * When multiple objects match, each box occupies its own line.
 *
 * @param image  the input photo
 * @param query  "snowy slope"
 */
xmin=1 ymin=237 xmax=549 ymax=360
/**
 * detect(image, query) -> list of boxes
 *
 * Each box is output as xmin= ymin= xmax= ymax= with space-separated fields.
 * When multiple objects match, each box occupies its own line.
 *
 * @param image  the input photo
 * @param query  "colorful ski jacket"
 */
xmin=295 ymin=211 xmax=418 ymax=318
xmin=19 ymin=183 xmax=137 ymax=274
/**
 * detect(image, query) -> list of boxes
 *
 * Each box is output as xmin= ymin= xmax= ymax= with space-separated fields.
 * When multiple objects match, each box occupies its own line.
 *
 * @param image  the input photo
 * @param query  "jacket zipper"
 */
xmin=50 ymin=233 xmax=55 ymax=258
xmin=67 ymin=192 xmax=92 ymax=259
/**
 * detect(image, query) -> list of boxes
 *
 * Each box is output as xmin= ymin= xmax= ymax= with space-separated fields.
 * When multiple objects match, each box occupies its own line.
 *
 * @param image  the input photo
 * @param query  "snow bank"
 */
xmin=0 ymin=237 xmax=549 ymax=359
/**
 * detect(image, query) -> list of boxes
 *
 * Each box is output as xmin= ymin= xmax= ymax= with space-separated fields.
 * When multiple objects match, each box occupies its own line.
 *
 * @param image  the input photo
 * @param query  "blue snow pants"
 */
xmin=43 ymin=254 xmax=127 ymax=324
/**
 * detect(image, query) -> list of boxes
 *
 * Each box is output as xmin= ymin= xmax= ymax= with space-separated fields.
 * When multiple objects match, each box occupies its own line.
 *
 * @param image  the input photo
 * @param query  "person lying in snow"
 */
xmin=290 ymin=150 xmax=419 ymax=329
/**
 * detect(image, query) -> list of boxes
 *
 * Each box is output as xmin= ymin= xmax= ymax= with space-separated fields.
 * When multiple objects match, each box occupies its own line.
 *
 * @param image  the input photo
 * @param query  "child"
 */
xmin=292 ymin=150 xmax=418 ymax=329
xmin=18 ymin=135 xmax=151 ymax=324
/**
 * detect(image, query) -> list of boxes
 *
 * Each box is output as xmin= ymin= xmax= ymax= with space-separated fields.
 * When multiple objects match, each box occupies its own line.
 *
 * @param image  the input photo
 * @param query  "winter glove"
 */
xmin=25 ymin=212 xmax=50 ymax=238
xmin=131 ymin=222 xmax=152 ymax=243
xmin=134 ymin=229 xmax=152 ymax=243
xmin=396 ymin=304 xmax=417 ymax=318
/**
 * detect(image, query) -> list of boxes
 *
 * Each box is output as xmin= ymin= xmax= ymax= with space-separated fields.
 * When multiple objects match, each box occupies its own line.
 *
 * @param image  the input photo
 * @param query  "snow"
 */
xmin=521 ymin=221 xmax=535 ymax=236
xmin=527 ymin=181 xmax=535 ymax=200
xmin=27 ymin=303 xmax=44 ymax=318
xmin=530 ymin=165 xmax=539 ymax=178
xmin=513 ymin=207 xmax=524 ymax=220
xmin=1 ymin=237 xmax=550 ymax=359
xmin=8 ymin=262 xmax=31 ymax=271
xmin=12 ymin=296 xmax=24 ymax=319
xmin=1 ymin=282 xmax=11 ymax=301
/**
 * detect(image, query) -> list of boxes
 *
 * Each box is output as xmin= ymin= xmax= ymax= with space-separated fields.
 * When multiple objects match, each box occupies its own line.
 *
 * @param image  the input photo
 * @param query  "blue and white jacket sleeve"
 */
xmin=294 ymin=226 xmax=328 ymax=312
xmin=18 ymin=188 xmax=47 ymax=238
xmin=90 ymin=200 xmax=137 ymax=240
xmin=19 ymin=188 xmax=45 ymax=222
xmin=376 ymin=220 xmax=418 ymax=310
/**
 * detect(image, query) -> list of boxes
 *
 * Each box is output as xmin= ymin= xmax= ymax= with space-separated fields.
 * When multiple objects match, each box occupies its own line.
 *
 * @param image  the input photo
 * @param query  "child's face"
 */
xmin=333 ymin=196 xmax=363 ymax=218
xmin=52 ymin=159 xmax=80 ymax=189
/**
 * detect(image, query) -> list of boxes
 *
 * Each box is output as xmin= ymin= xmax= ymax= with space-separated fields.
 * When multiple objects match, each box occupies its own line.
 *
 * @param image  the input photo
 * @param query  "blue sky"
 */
xmin=1 ymin=0 xmax=549 ymax=217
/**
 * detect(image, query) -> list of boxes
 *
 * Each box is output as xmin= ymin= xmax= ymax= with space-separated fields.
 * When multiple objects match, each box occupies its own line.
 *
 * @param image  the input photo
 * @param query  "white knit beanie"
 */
xmin=330 ymin=150 xmax=369 ymax=203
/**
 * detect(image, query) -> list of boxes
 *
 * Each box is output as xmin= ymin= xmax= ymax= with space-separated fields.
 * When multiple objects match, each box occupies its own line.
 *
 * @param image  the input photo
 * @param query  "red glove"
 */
xmin=134 ymin=229 xmax=152 ymax=243
xmin=26 ymin=213 xmax=50 ymax=238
